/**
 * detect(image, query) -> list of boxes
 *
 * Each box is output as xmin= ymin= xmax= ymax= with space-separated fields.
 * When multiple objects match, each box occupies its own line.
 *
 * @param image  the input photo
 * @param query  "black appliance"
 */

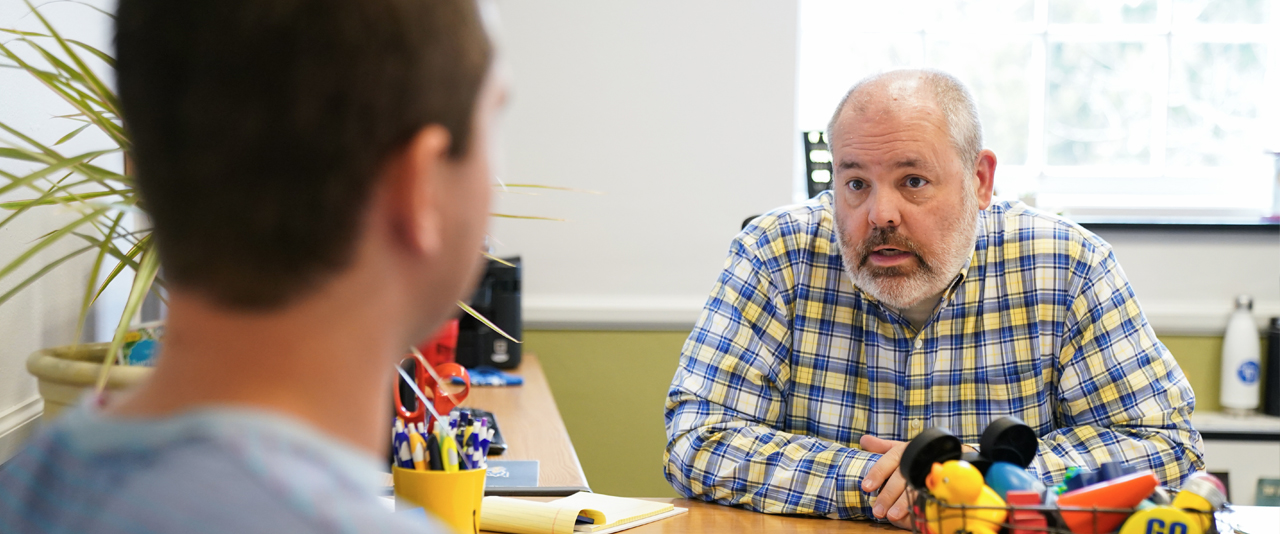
xmin=456 ymin=256 xmax=521 ymax=369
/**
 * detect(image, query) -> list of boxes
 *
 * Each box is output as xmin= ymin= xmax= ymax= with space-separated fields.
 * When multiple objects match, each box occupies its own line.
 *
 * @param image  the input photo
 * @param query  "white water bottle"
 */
xmin=1221 ymin=295 xmax=1262 ymax=414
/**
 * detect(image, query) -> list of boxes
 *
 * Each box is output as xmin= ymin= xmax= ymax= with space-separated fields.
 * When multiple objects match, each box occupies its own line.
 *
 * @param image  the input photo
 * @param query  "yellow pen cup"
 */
xmin=393 ymin=466 xmax=487 ymax=534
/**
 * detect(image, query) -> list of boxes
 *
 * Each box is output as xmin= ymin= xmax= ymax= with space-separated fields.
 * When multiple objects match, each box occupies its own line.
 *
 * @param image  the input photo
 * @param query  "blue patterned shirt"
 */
xmin=663 ymin=191 xmax=1203 ymax=519
xmin=0 ymin=403 xmax=443 ymax=533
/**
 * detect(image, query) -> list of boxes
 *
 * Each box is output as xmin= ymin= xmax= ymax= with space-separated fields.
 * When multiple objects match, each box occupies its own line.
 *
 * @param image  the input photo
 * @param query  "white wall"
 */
xmin=494 ymin=0 xmax=1280 ymax=334
xmin=0 ymin=0 xmax=120 ymax=461
xmin=491 ymin=0 xmax=799 ymax=328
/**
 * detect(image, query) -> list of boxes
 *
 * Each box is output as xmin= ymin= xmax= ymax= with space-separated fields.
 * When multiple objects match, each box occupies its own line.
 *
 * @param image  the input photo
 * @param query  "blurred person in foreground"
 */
xmin=664 ymin=69 xmax=1203 ymax=529
xmin=0 ymin=0 xmax=504 ymax=531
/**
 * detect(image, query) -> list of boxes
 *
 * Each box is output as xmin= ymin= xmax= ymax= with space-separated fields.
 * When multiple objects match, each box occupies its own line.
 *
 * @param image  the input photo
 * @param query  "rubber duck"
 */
xmin=925 ymin=460 xmax=1008 ymax=534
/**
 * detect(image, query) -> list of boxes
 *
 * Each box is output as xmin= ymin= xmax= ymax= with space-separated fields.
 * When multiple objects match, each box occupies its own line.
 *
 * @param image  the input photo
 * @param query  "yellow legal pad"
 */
xmin=478 ymin=492 xmax=687 ymax=534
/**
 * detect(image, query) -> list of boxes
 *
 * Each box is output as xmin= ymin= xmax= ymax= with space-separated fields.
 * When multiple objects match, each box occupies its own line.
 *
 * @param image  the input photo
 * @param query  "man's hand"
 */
xmin=859 ymin=435 xmax=912 ymax=529
xmin=860 ymin=435 xmax=978 ymax=530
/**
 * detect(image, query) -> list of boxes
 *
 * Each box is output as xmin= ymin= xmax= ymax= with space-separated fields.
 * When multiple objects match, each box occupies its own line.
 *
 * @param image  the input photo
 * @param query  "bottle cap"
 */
xmin=1235 ymin=295 xmax=1253 ymax=310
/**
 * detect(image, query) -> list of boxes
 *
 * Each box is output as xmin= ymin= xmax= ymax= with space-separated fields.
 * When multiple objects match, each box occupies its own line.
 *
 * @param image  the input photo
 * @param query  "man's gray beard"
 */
xmin=836 ymin=198 xmax=979 ymax=310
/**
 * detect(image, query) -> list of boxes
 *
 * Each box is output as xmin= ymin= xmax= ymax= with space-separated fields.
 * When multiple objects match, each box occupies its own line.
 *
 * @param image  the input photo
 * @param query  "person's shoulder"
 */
xmin=738 ymin=190 xmax=834 ymax=253
xmin=0 ymin=408 xmax=448 ymax=534
xmin=982 ymin=199 xmax=1113 ymax=261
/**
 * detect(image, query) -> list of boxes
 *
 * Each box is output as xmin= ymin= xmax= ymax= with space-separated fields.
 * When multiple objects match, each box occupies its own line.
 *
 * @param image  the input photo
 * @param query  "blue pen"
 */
xmin=392 ymin=425 xmax=414 ymax=469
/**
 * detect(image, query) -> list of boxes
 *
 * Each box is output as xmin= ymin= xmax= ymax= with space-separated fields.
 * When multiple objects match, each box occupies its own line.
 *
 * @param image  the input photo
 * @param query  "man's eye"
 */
xmin=905 ymin=176 xmax=926 ymax=188
xmin=847 ymin=179 xmax=865 ymax=191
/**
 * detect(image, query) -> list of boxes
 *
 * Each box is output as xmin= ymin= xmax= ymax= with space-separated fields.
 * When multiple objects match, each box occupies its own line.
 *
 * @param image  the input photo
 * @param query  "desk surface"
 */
xmin=466 ymin=354 xmax=589 ymax=490
xmin=480 ymin=499 xmax=1279 ymax=534
xmin=597 ymin=499 xmax=895 ymax=534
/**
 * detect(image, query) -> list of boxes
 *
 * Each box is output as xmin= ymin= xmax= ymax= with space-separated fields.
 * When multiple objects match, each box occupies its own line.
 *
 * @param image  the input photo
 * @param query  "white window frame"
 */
xmin=797 ymin=0 xmax=1280 ymax=220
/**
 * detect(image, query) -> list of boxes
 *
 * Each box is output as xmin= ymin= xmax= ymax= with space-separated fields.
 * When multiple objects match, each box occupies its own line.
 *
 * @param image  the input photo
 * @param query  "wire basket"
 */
xmin=905 ymin=488 xmax=1222 ymax=534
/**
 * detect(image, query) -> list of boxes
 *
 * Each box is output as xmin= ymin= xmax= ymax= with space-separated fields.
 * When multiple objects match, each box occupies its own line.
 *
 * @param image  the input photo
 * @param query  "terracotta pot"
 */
xmin=26 ymin=343 xmax=153 ymax=419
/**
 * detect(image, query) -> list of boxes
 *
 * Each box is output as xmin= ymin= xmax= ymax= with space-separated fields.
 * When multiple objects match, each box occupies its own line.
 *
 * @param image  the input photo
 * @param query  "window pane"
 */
xmin=795 ymin=33 xmax=923 ymax=129
xmin=1173 ymin=0 xmax=1273 ymax=23
xmin=1046 ymin=42 xmax=1154 ymax=165
xmin=927 ymin=40 xmax=1032 ymax=164
xmin=925 ymin=0 xmax=1035 ymax=24
xmin=1049 ymin=0 xmax=1159 ymax=23
xmin=1167 ymin=42 xmax=1268 ymax=165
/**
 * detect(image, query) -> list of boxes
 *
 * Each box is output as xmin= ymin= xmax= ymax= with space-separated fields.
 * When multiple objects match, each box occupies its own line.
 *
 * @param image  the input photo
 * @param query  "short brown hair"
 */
xmin=116 ymin=0 xmax=493 ymax=309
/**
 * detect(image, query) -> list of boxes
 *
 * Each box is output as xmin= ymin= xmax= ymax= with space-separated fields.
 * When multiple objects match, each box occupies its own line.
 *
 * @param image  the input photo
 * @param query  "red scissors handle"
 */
xmin=394 ymin=353 xmax=471 ymax=426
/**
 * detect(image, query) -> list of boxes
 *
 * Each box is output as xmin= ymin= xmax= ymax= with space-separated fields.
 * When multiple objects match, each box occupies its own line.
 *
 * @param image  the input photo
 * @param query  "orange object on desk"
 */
xmin=417 ymin=319 xmax=459 ymax=367
xmin=1057 ymin=471 xmax=1158 ymax=534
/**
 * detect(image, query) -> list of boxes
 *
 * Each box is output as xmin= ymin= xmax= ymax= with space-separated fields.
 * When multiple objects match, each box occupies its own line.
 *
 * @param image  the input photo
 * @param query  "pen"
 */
xmin=437 ymin=420 xmax=460 ymax=472
xmin=426 ymin=434 xmax=444 ymax=471
xmin=393 ymin=425 xmax=414 ymax=469
xmin=408 ymin=427 xmax=427 ymax=470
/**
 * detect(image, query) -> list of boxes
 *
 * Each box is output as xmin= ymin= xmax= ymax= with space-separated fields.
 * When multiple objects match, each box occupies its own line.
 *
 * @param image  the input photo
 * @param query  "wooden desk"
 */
xmin=466 ymin=354 xmax=589 ymax=491
xmin=482 ymin=499 xmax=1280 ymax=534
xmin=592 ymin=499 xmax=894 ymax=534
xmin=477 ymin=498 xmax=895 ymax=533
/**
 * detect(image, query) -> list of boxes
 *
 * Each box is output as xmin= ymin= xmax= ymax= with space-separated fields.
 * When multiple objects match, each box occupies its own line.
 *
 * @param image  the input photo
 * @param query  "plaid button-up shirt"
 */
xmin=663 ymin=191 xmax=1203 ymax=520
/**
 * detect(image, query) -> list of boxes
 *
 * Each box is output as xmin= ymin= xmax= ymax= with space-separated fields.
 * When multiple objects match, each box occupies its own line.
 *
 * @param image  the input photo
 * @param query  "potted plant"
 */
xmin=1 ymin=2 xmax=546 ymax=419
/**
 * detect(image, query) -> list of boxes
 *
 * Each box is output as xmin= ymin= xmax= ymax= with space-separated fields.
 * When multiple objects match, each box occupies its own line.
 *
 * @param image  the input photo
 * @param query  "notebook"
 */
xmin=479 ymin=492 xmax=687 ymax=534
xmin=484 ymin=460 xmax=539 ymax=494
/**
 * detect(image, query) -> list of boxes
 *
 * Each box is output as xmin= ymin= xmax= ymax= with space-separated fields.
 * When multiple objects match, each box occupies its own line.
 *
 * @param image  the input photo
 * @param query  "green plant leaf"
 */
xmin=0 ymin=204 xmax=109 ymax=283
xmin=53 ymin=123 xmax=91 ymax=145
xmin=482 ymin=252 xmax=515 ymax=267
xmin=0 ymin=189 xmax=118 ymax=210
xmin=75 ymin=211 xmax=125 ymax=342
xmin=0 ymin=174 xmax=78 ymax=233
xmin=82 ymin=235 xmax=148 ymax=306
xmin=490 ymin=213 xmax=566 ymax=222
xmin=66 ymin=39 xmax=114 ymax=68
xmin=456 ymin=300 xmax=521 ymax=344
xmin=0 ymin=43 xmax=126 ymax=147
xmin=0 ymin=148 xmax=119 ymax=199
xmin=0 ymin=242 xmax=95 ymax=308
xmin=26 ymin=2 xmax=120 ymax=114
xmin=0 ymin=147 xmax=47 ymax=163
xmin=96 ymin=245 xmax=160 ymax=392
xmin=499 ymin=184 xmax=605 ymax=195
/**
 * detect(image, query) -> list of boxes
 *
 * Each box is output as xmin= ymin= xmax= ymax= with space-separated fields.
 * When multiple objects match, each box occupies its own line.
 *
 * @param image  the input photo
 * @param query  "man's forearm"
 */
xmin=664 ymin=413 xmax=882 ymax=519
xmin=1030 ymin=423 xmax=1204 ymax=487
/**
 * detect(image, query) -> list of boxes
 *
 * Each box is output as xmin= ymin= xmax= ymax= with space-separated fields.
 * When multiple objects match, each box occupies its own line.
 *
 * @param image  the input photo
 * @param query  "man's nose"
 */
xmin=866 ymin=189 xmax=902 ymax=228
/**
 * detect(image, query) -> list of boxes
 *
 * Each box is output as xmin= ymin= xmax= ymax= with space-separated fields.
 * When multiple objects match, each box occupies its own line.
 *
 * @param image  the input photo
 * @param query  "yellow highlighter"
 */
xmin=436 ymin=420 xmax=460 ymax=472
xmin=407 ymin=427 xmax=427 ymax=470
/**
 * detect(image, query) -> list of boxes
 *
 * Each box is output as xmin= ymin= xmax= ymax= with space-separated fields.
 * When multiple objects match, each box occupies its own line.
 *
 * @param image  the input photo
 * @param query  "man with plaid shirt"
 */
xmin=663 ymin=69 xmax=1203 ymax=528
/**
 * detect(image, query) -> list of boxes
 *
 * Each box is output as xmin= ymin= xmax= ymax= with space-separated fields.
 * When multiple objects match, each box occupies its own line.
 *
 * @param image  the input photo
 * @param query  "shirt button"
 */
xmin=914 ymin=338 xmax=923 ymax=349
xmin=910 ymin=420 xmax=922 ymax=430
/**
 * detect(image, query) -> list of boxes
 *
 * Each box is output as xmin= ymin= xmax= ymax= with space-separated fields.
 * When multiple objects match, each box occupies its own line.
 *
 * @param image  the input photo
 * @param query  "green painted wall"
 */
xmin=527 ymin=330 xmax=1257 ymax=498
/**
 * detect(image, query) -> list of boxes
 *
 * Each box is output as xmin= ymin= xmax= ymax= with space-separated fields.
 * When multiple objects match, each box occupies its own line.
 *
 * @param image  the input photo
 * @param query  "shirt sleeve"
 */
xmin=1034 ymin=245 xmax=1205 ymax=488
xmin=662 ymin=234 xmax=882 ymax=520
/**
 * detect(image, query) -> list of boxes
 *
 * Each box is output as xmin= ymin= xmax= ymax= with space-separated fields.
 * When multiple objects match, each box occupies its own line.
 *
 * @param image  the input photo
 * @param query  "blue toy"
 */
xmin=984 ymin=461 xmax=1046 ymax=500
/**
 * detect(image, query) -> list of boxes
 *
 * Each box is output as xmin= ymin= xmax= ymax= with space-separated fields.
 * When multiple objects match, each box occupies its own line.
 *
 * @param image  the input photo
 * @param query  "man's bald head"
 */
xmin=826 ymin=69 xmax=983 ymax=169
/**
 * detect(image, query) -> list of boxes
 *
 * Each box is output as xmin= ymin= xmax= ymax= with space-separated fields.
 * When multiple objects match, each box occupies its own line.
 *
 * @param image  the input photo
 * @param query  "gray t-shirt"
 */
xmin=0 ymin=403 xmax=446 ymax=533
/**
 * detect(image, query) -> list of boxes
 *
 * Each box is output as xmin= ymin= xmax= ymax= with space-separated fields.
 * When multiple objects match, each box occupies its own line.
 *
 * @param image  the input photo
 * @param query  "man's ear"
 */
xmin=387 ymin=125 xmax=453 ymax=256
xmin=973 ymin=149 xmax=997 ymax=210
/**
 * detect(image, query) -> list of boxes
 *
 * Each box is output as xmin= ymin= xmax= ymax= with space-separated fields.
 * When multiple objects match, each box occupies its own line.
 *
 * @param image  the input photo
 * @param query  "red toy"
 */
xmin=1057 ymin=471 xmax=1158 ymax=534
xmin=1005 ymin=490 xmax=1050 ymax=534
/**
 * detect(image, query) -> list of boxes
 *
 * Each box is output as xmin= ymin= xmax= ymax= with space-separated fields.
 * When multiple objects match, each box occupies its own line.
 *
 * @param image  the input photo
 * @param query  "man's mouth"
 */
xmin=873 ymin=246 xmax=910 ymax=256
xmin=864 ymin=244 xmax=917 ymax=267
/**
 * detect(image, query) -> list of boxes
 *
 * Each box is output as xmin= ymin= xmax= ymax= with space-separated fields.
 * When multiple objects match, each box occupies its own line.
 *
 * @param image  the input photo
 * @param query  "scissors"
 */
xmin=395 ymin=347 xmax=470 ymax=426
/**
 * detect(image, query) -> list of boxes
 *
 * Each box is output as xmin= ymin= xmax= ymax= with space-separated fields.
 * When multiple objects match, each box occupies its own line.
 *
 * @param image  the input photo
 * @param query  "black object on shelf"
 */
xmin=1265 ymin=317 xmax=1280 ymax=417
xmin=802 ymin=131 xmax=833 ymax=199
xmin=457 ymin=256 xmax=521 ymax=370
